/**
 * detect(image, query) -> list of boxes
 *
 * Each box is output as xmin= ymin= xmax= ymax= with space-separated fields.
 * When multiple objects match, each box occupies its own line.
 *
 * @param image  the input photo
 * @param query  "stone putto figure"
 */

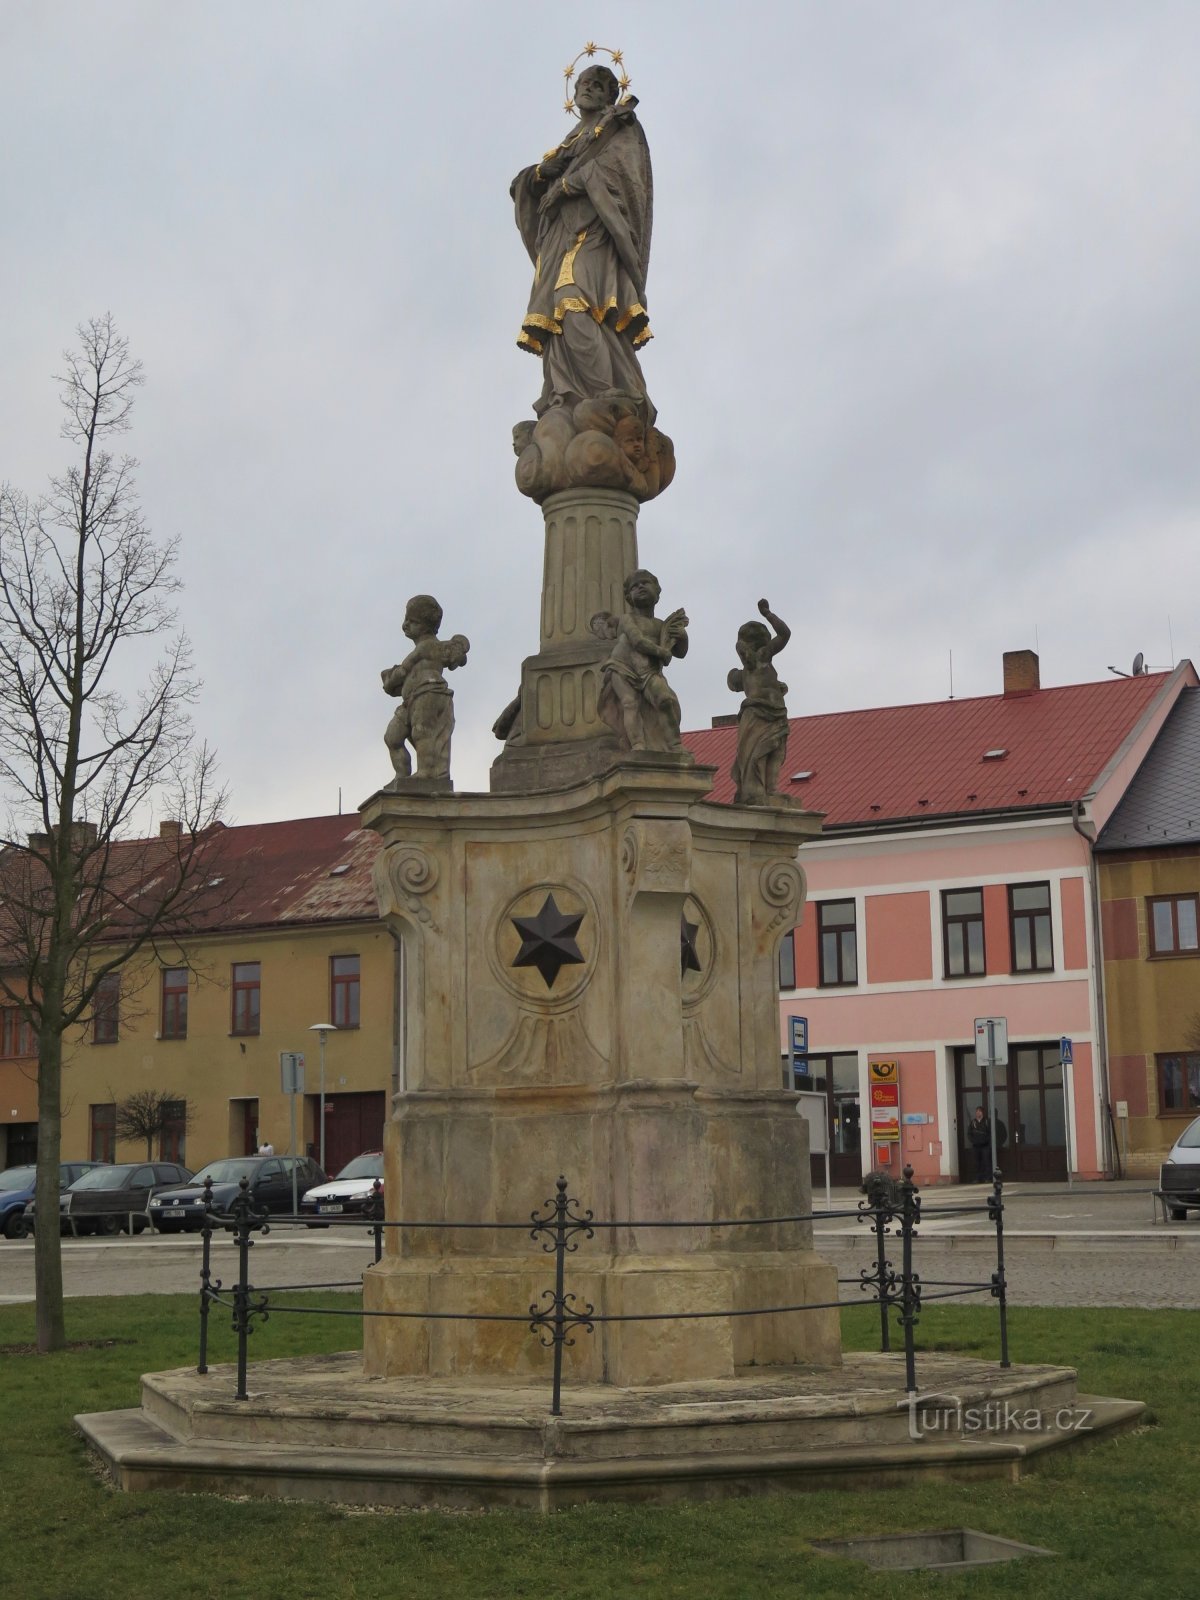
xmin=727 ymin=599 xmax=791 ymax=805
xmin=591 ymin=569 xmax=688 ymax=752
xmin=509 ymin=53 xmax=674 ymax=504
xmin=382 ymin=595 xmax=469 ymax=786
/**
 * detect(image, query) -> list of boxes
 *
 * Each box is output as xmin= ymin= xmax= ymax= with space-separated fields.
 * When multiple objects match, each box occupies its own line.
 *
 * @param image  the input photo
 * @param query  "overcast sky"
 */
xmin=3 ymin=2 xmax=1197 ymax=825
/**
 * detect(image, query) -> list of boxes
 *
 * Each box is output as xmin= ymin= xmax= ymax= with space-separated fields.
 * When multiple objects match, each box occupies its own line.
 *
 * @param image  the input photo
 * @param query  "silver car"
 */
xmin=1160 ymin=1116 xmax=1200 ymax=1220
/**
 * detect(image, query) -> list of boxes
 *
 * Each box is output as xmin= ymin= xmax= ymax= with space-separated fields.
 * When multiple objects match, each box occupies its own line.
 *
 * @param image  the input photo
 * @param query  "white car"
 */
xmin=299 ymin=1151 xmax=384 ymax=1226
xmin=1159 ymin=1116 xmax=1200 ymax=1220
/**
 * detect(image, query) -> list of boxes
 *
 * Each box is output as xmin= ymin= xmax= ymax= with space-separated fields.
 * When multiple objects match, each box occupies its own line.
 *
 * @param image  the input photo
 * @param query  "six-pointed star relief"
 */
xmin=511 ymin=893 xmax=586 ymax=989
xmin=680 ymin=914 xmax=702 ymax=976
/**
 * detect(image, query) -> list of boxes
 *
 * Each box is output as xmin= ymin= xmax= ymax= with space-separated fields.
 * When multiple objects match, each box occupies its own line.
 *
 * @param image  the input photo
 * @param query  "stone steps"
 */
xmin=76 ymin=1351 xmax=1145 ymax=1509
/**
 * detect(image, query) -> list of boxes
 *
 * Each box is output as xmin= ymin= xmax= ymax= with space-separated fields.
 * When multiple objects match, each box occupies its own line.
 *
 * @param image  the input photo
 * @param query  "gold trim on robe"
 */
xmin=554 ymin=230 xmax=588 ymax=290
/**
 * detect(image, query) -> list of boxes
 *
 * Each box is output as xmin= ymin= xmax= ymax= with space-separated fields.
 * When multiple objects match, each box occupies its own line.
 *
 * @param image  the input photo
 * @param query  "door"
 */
xmin=955 ymin=1043 xmax=1068 ymax=1182
xmin=318 ymin=1091 xmax=387 ymax=1179
xmin=799 ymin=1053 xmax=863 ymax=1188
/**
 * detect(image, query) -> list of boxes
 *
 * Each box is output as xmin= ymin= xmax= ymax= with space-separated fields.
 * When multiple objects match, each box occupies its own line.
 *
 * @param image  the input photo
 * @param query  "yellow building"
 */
xmin=2 ymin=815 xmax=394 ymax=1177
xmin=1097 ymin=688 xmax=1200 ymax=1176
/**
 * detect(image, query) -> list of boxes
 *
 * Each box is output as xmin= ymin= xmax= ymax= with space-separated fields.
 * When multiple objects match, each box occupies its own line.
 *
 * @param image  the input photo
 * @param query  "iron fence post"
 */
xmin=529 ymin=1176 xmax=595 ymax=1418
xmin=369 ymin=1179 xmax=384 ymax=1264
xmin=989 ymin=1166 xmax=1010 ymax=1369
xmin=874 ymin=1201 xmax=891 ymax=1352
xmin=197 ymin=1176 xmax=215 ymax=1374
xmin=228 ymin=1175 xmax=269 ymax=1402
xmin=899 ymin=1163 xmax=921 ymax=1395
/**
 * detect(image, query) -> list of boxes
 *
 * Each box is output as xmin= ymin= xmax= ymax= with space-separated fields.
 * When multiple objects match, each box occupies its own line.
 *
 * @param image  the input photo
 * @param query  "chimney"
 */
xmin=1003 ymin=649 xmax=1040 ymax=697
xmin=159 ymin=820 xmax=182 ymax=838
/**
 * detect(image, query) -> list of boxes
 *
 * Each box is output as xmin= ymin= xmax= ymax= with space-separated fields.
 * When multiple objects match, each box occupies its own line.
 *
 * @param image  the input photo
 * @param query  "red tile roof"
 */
xmin=192 ymin=815 xmax=380 ymax=930
xmin=685 ymin=673 xmax=1174 ymax=828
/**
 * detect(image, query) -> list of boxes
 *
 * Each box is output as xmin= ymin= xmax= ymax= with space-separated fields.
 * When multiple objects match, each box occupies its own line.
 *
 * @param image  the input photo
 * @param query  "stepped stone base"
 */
xmin=77 ymin=1351 xmax=1143 ymax=1511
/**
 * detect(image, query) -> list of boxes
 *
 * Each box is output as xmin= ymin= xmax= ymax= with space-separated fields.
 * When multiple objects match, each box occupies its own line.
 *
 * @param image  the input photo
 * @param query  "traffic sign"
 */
xmin=974 ymin=1017 xmax=1009 ymax=1068
xmin=789 ymin=1016 xmax=808 ymax=1054
xmin=280 ymin=1051 xmax=305 ymax=1094
xmin=1060 ymin=1036 xmax=1073 ymax=1066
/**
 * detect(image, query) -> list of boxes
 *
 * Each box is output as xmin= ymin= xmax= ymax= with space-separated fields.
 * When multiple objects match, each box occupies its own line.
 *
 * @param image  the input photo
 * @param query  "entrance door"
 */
xmin=798 ymin=1053 xmax=863 ymax=1188
xmin=317 ymin=1091 xmax=387 ymax=1179
xmin=955 ymin=1044 xmax=1068 ymax=1182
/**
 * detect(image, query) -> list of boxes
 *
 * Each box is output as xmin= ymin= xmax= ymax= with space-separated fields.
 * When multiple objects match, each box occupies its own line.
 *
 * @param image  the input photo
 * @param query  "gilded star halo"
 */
xmin=561 ymin=42 xmax=633 ymax=117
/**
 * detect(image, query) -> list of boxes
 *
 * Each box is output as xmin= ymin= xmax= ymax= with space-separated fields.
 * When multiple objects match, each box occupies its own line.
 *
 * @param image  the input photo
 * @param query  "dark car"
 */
xmin=27 ymin=1161 xmax=192 ymax=1236
xmin=0 ymin=1161 xmax=107 ymax=1240
xmin=299 ymin=1151 xmax=384 ymax=1226
xmin=148 ymin=1155 xmax=326 ymax=1232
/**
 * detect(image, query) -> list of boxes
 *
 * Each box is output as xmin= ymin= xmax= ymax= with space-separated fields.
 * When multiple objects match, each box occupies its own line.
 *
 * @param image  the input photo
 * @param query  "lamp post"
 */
xmin=308 ymin=1023 xmax=337 ymax=1172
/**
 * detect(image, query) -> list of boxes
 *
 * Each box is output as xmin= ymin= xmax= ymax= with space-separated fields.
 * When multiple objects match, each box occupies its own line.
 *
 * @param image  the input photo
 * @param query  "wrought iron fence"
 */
xmin=193 ymin=1164 xmax=1011 ymax=1413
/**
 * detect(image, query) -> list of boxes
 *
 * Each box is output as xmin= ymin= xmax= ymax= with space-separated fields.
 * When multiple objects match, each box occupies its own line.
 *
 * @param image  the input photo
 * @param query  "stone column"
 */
xmin=490 ymin=488 xmax=639 ymax=792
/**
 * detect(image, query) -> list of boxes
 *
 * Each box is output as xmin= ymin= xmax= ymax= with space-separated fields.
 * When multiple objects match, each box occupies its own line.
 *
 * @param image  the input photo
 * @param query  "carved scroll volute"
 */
xmin=373 ymin=845 xmax=441 ymax=933
xmin=757 ymin=855 xmax=807 ymax=941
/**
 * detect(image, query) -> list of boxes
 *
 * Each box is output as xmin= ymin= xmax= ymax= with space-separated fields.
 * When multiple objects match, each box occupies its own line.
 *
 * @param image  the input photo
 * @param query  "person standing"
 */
xmin=967 ymin=1107 xmax=991 ymax=1182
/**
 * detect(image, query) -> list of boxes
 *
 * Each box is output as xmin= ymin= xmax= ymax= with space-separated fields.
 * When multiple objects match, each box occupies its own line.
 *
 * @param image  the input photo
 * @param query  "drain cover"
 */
xmin=811 ymin=1529 xmax=1055 ymax=1571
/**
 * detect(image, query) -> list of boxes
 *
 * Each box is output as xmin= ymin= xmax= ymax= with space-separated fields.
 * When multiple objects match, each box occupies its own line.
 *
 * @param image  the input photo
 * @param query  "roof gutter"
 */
xmin=1072 ymin=800 xmax=1115 ymax=1178
xmin=819 ymin=801 xmax=1074 ymax=841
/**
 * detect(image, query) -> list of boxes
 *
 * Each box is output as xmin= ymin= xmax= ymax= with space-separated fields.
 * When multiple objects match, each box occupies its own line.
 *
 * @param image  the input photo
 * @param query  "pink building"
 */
xmin=686 ymin=652 xmax=1198 ymax=1186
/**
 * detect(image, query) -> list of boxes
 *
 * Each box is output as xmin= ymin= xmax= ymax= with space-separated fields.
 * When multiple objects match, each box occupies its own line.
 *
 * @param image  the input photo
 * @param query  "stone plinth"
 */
xmin=491 ymin=488 xmax=641 ymax=792
xmin=360 ymin=760 xmax=840 ymax=1385
xmin=78 ymin=1352 xmax=1143 ymax=1510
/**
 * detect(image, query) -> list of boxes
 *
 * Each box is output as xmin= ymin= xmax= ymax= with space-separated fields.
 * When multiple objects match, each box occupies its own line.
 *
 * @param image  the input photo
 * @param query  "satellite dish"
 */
xmin=1132 ymin=652 xmax=1146 ymax=676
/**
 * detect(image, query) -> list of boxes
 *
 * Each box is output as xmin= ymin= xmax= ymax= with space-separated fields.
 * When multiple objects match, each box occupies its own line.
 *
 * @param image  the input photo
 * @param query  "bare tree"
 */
xmin=113 ymin=1088 xmax=192 ymax=1161
xmin=0 ymin=316 xmax=227 ymax=1352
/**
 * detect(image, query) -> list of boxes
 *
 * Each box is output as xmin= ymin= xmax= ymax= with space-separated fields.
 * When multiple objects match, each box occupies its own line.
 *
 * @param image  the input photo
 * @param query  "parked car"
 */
xmin=1160 ymin=1115 xmax=1200 ymax=1220
xmin=26 ymin=1161 xmax=192 ymax=1236
xmin=0 ymin=1162 xmax=107 ymax=1240
xmin=299 ymin=1151 xmax=384 ymax=1226
xmin=148 ymin=1155 xmax=326 ymax=1232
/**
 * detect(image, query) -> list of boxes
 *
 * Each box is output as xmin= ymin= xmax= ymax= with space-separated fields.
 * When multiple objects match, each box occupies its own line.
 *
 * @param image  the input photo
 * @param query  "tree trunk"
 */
xmin=34 ymin=1013 xmax=66 ymax=1353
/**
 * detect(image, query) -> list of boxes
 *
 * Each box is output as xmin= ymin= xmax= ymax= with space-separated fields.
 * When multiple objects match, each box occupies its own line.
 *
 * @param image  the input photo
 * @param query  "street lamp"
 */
xmin=308 ymin=1023 xmax=337 ymax=1172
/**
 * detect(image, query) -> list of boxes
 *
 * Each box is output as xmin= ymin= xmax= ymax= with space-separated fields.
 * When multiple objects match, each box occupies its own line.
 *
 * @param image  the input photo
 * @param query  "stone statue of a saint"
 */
xmin=727 ymin=600 xmax=791 ymax=805
xmin=382 ymin=596 xmax=469 ymax=787
xmin=512 ymin=63 xmax=653 ymax=416
xmin=591 ymin=569 xmax=688 ymax=752
xmin=510 ymin=58 xmax=674 ymax=504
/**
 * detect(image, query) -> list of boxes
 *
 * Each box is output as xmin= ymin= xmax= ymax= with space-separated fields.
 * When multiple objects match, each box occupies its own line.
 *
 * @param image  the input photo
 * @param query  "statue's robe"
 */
xmin=512 ymin=106 xmax=655 ymax=418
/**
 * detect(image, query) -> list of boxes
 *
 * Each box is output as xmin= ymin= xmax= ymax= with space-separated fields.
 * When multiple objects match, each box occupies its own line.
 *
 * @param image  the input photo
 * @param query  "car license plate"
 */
xmin=318 ymin=1203 xmax=344 ymax=1214
xmin=161 ymin=1207 xmax=185 ymax=1217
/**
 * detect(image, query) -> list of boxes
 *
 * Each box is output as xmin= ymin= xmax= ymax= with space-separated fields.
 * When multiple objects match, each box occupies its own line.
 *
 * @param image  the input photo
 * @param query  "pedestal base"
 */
xmin=78 ymin=1352 xmax=1144 ymax=1511
xmin=363 ymin=1251 xmax=842 ymax=1384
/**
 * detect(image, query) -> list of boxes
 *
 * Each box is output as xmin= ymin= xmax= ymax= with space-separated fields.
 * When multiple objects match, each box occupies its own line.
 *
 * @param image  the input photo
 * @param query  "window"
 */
xmin=1009 ymin=882 xmax=1053 ymax=973
xmin=161 ymin=968 xmax=188 ymax=1040
xmin=93 ymin=975 xmax=120 ymax=1043
xmin=942 ymin=889 xmax=985 ymax=978
xmin=90 ymin=1102 xmax=116 ymax=1163
xmin=1148 ymin=895 xmax=1199 ymax=957
xmin=818 ymin=901 xmax=857 ymax=987
xmin=1158 ymin=1053 xmax=1200 ymax=1115
xmin=231 ymin=962 xmax=261 ymax=1035
xmin=0 ymin=1007 xmax=36 ymax=1059
xmin=330 ymin=954 xmax=360 ymax=1029
xmin=777 ymin=930 xmax=796 ymax=990
xmin=158 ymin=1101 xmax=187 ymax=1164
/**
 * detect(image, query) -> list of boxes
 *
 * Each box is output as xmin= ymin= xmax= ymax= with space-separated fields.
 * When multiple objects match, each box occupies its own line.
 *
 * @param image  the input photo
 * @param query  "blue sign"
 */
xmin=1060 ymin=1036 xmax=1073 ymax=1066
xmin=789 ymin=1016 xmax=808 ymax=1055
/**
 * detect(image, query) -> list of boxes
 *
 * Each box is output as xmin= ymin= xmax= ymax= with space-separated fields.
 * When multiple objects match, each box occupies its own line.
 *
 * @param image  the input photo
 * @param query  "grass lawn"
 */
xmin=0 ymin=1292 xmax=1192 ymax=1600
